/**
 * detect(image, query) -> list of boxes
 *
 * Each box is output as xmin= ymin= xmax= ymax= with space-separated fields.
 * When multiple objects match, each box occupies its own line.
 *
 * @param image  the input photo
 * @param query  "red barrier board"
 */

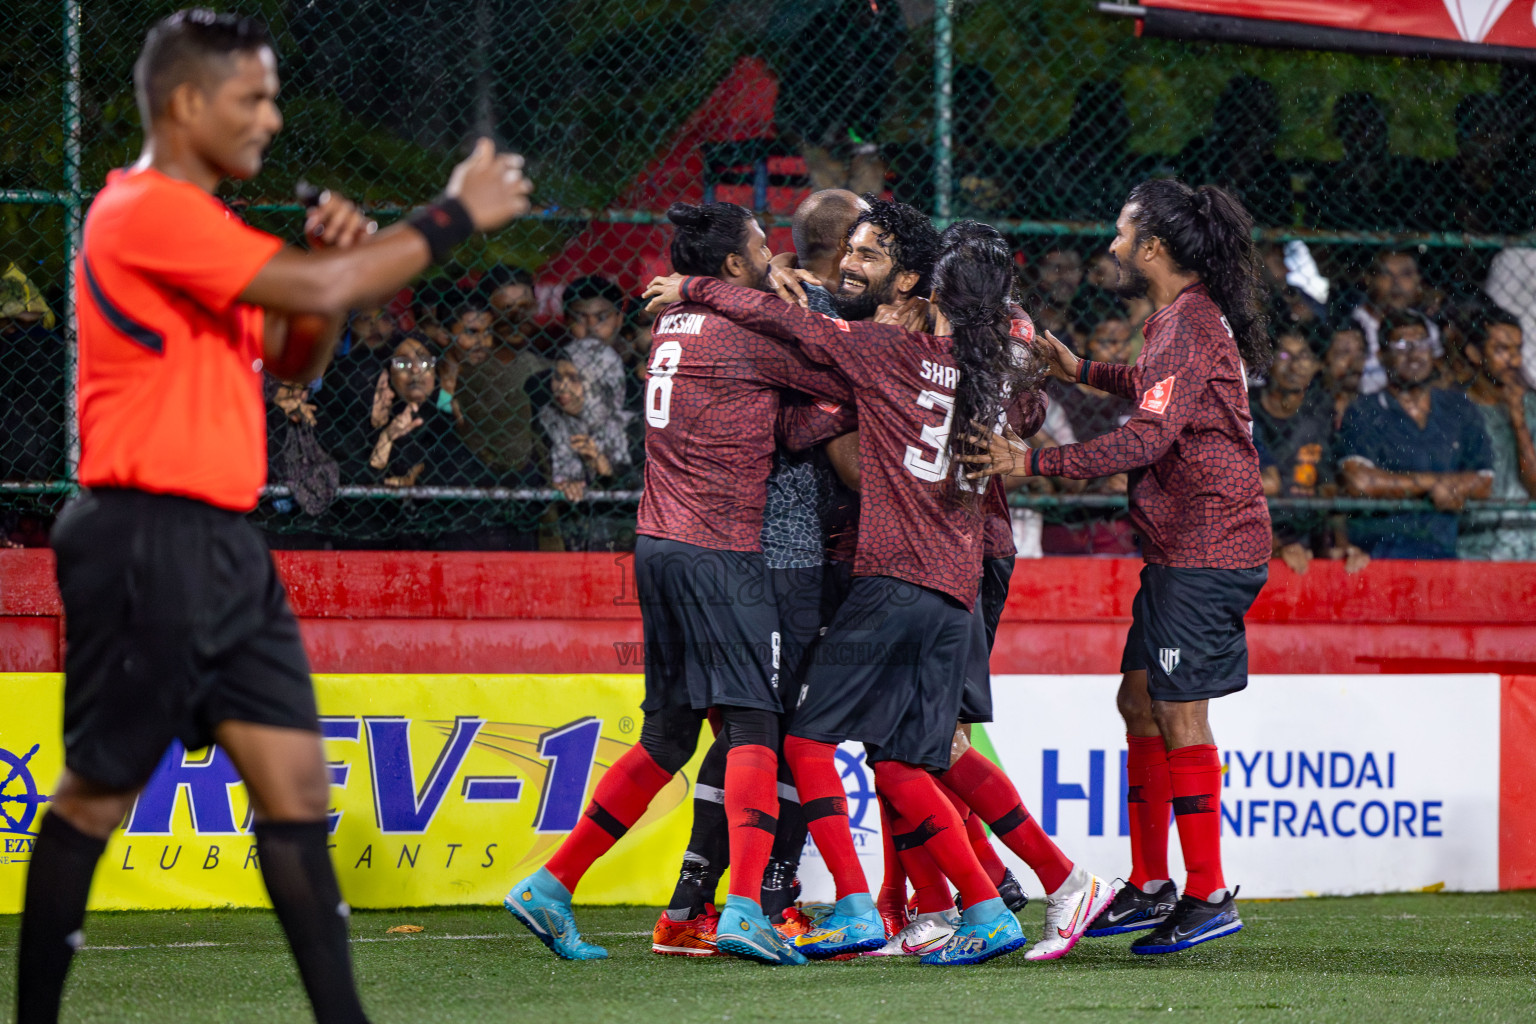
xmin=4 ymin=550 xmax=1536 ymax=674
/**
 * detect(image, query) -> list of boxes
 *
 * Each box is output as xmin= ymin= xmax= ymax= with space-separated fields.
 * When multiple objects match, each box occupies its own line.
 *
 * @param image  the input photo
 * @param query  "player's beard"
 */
xmin=832 ymin=269 xmax=897 ymax=322
xmin=1110 ymin=255 xmax=1149 ymax=300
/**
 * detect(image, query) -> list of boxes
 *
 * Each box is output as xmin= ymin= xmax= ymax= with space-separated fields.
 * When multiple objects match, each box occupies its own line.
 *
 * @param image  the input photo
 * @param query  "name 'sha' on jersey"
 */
xmin=679 ymin=277 xmax=989 ymax=609
xmin=636 ymin=300 xmax=851 ymax=552
xmin=1035 ymin=283 xmax=1270 ymax=569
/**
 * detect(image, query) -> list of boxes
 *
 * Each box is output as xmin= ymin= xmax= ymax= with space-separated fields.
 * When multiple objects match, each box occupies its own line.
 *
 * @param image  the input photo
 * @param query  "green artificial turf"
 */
xmin=2 ymin=893 xmax=1534 ymax=1023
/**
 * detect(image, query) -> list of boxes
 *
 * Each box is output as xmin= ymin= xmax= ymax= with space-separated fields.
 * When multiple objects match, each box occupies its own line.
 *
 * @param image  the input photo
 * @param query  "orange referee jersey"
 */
xmin=75 ymin=167 xmax=284 ymax=511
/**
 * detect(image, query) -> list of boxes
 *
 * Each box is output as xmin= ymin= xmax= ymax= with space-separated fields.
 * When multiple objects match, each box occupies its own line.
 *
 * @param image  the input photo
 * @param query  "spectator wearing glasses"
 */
xmin=1339 ymin=311 xmax=1494 ymax=559
xmin=365 ymin=335 xmax=483 ymax=487
xmin=1349 ymin=250 xmax=1441 ymax=395
xmin=1458 ymin=304 xmax=1536 ymax=560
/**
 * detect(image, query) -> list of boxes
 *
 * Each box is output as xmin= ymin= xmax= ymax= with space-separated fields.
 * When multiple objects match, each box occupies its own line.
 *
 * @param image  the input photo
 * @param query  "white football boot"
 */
xmin=1025 ymin=865 xmax=1117 ymax=961
xmin=864 ymin=910 xmax=959 ymax=957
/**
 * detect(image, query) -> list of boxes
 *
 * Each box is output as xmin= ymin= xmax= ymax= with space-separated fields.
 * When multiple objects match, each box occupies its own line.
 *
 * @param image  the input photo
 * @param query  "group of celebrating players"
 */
xmin=504 ymin=166 xmax=1272 ymax=968
xmin=16 ymin=9 xmax=1274 ymax=1023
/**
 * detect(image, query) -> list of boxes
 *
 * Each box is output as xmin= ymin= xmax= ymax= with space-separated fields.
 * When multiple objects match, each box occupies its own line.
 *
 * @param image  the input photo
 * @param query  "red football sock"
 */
xmin=1126 ymin=733 xmax=1172 ymax=889
xmin=876 ymin=796 xmax=907 ymax=919
xmin=724 ymin=744 xmax=779 ymax=900
xmin=544 ymin=744 xmax=673 ymax=893
xmin=784 ymin=736 xmax=868 ymax=900
xmin=937 ymin=779 xmax=1008 ymax=886
xmin=892 ymin=809 xmax=956 ymax=914
xmin=941 ymin=747 xmax=1073 ymax=893
xmin=873 ymin=760 xmax=997 ymax=911
xmin=1168 ymin=744 xmax=1225 ymax=901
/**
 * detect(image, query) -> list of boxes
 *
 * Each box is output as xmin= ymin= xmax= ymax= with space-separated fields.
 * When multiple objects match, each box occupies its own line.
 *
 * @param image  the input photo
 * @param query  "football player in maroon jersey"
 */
xmin=963 ymin=179 xmax=1272 ymax=955
xmin=645 ymin=233 xmax=1040 ymax=966
xmin=506 ymin=202 xmax=851 ymax=966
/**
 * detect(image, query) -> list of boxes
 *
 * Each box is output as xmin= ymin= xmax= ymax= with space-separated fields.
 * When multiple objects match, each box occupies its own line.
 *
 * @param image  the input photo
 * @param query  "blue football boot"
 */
xmin=919 ymin=896 xmax=1028 ymax=966
xmin=503 ymin=868 xmax=609 ymax=960
xmin=793 ymin=893 xmax=887 ymax=959
xmin=1085 ymin=879 xmax=1178 ymax=937
xmin=1131 ymin=887 xmax=1243 ymax=954
xmin=715 ymin=895 xmax=808 ymax=966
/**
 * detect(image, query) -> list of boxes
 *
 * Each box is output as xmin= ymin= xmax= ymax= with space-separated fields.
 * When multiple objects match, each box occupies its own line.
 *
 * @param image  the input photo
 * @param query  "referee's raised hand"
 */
xmin=446 ymin=137 xmax=535 ymax=232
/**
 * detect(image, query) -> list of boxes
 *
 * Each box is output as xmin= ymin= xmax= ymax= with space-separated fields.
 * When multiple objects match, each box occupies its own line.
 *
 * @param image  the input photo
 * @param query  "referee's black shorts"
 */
xmin=790 ymin=575 xmax=971 ymax=771
xmin=635 ymin=536 xmax=782 ymax=716
xmin=1120 ymin=562 xmax=1268 ymax=702
xmin=52 ymin=489 xmax=318 ymax=792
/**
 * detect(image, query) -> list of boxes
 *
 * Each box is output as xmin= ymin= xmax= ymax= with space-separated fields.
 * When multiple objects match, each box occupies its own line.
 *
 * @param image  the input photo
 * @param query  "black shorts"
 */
xmin=53 ymin=489 xmax=318 ymax=792
xmin=636 ymin=536 xmax=782 ymax=715
xmin=959 ymin=556 xmax=1015 ymax=724
xmin=1120 ymin=563 xmax=1268 ymax=702
xmin=790 ymin=575 xmax=971 ymax=771
xmin=770 ymin=565 xmax=825 ymax=688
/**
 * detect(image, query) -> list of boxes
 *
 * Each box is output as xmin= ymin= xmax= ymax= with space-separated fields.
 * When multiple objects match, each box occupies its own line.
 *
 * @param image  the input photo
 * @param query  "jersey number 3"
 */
xmin=646 ymin=340 xmax=682 ymax=428
xmin=904 ymin=389 xmax=986 ymax=491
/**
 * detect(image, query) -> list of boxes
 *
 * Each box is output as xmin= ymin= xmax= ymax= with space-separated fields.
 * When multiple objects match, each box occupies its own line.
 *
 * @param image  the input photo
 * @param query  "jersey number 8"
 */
xmin=646 ymin=340 xmax=682 ymax=428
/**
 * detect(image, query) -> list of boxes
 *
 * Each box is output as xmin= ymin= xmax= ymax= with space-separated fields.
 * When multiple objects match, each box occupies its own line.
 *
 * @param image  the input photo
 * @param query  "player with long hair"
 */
xmin=645 ymin=234 xmax=1039 ymax=966
xmin=963 ymin=178 xmax=1271 ymax=954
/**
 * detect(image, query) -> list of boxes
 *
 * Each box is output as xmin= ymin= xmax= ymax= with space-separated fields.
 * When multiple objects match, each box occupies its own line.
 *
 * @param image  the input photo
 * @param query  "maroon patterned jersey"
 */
xmin=778 ymin=397 xmax=858 ymax=452
xmin=637 ymin=300 xmax=851 ymax=551
xmin=982 ymin=387 xmax=1048 ymax=559
xmin=682 ymin=276 xmax=987 ymax=608
xmin=1034 ymin=283 xmax=1270 ymax=569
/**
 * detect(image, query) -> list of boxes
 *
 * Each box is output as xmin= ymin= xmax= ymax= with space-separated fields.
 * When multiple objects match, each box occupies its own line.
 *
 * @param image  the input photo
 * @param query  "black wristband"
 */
xmin=1029 ymin=447 xmax=1041 ymax=476
xmin=406 ymin=197 xmax=474 ymax=264
xmin=1077 ymin=358 xmax=1093 ymax=384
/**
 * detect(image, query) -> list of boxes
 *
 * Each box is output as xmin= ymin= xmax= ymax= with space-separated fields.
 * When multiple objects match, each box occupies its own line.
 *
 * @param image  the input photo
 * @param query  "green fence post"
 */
xmin=933 ymin=0 xmax=954 ymax=225
xmin=62 ymin=0 xmax=83 ymax=484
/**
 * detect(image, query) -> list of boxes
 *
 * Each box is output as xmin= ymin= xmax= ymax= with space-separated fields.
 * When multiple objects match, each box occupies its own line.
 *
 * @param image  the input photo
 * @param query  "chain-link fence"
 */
xmin=6 ymin=0 xmax=1536 ymax=557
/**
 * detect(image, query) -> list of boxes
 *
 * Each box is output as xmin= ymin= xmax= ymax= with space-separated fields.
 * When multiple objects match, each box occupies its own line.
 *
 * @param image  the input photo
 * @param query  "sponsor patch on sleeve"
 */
xmin=832 ymin=317 xmax=851 ymax=332
xmin=1140 ymin=375 xmax=1176 ymax=415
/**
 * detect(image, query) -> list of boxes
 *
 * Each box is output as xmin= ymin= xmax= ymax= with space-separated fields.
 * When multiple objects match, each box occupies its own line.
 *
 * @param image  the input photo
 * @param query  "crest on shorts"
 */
xmin=1008 ymin=318 xmax=1035 ymax=344
xmin=1140 ymin=375 xmax=1176 ymax=415
xmin=1158 ymin=648 xmax=1181 ymax=674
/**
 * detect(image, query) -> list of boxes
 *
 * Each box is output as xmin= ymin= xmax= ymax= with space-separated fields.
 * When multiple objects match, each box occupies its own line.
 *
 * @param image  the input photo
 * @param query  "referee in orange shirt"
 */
xmin=15 ymin=11 xmax=531 ymax=1024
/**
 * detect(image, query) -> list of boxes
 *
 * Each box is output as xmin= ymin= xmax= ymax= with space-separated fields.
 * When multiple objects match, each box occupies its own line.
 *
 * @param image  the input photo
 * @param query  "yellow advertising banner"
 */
xmin=0 ymin=673 xmax=706 ymax=911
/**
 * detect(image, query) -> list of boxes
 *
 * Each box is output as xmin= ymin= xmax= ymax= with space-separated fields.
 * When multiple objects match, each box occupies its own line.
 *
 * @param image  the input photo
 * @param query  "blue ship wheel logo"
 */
xmin=835 ymin=748 xmax=877 ymax=832
xmin=0 ymin=744 xmax=48 ymax=835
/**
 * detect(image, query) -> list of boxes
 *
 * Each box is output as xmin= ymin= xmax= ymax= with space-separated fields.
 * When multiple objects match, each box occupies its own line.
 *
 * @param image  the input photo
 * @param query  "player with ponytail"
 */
xmin=964 ymin=179 xmax=1272 ymax=956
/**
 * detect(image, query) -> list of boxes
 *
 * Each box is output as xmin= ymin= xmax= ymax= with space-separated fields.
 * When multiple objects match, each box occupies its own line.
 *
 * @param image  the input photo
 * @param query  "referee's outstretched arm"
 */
xmin=246 ymin=138 xmax=533 ymax=382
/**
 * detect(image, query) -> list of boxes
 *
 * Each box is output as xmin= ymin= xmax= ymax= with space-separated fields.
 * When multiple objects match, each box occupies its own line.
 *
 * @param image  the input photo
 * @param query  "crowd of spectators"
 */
xmin=10 ymin=61 xmax=1536 ymax=555
xmin=249 ymin=269 xmax=652 ymax=550
xmin=1026 ymin=242 xmax=1536 ymax=566
xmin=6 ymin=241 xmax=1536 ymax=560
